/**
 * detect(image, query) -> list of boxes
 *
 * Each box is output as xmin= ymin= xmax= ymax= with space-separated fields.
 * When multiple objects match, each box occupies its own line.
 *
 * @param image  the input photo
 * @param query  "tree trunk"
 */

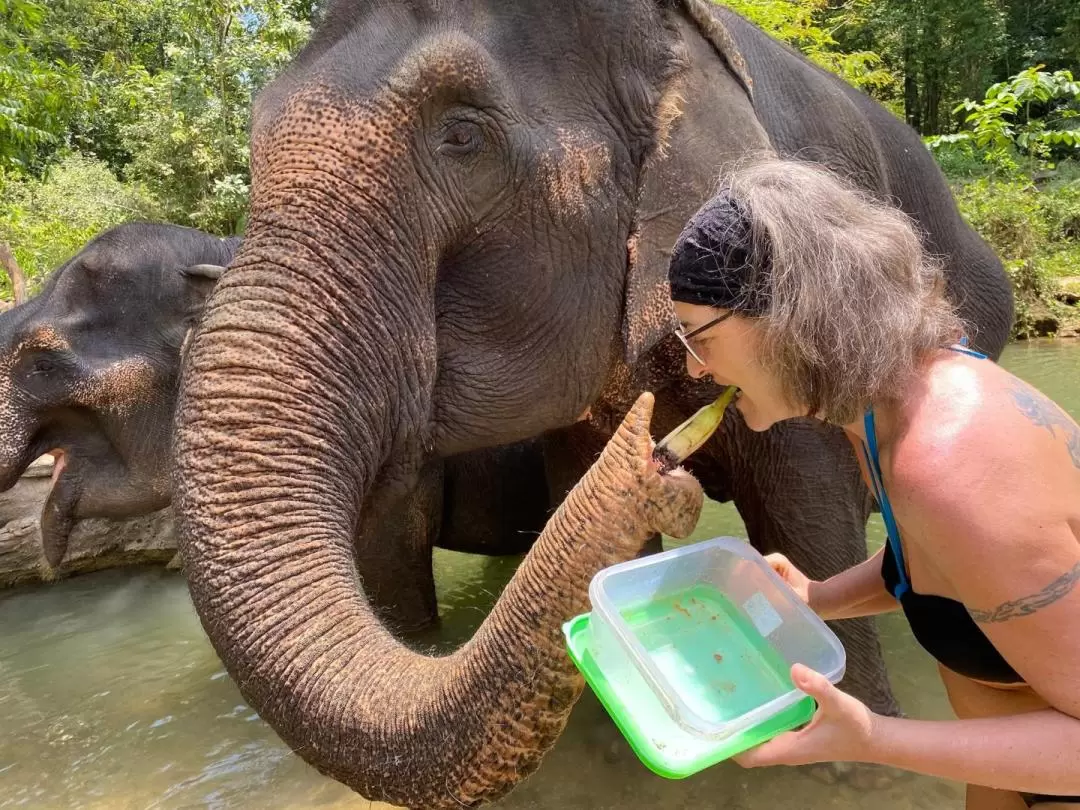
xmin=903 ymin=44 xmax=922 ymax=133
xmin=0 ymin=241 xmax=27 ymax=306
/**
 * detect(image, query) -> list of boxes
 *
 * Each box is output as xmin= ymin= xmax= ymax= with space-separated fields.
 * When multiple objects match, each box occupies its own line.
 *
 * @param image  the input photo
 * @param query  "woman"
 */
xmin=667 ymin=157 xmax=1080 ymax=809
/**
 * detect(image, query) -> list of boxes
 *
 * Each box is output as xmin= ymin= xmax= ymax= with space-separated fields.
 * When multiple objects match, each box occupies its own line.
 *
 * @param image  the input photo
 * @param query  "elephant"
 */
xmin=0 ymin=222 xmax=236 ymax=568
xmin=0 ymin=221 xmax=550 ymax=603
xmin=173 ymin=0 xmax=1013 ymax=806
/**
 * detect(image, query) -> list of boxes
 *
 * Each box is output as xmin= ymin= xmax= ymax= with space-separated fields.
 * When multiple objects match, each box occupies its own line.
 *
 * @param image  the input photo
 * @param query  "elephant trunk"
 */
xmin=176 ymin=231 xmax=702 ymax=807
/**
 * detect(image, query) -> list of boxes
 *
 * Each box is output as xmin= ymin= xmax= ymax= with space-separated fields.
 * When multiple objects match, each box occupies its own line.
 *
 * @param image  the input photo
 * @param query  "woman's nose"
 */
xmin=686 ymin=353 xmax=710 ymax=379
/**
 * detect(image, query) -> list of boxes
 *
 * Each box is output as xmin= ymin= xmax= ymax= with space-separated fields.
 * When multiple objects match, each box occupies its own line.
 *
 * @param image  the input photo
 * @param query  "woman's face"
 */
xmin=673 ymin=301 xmax=806 ymax=432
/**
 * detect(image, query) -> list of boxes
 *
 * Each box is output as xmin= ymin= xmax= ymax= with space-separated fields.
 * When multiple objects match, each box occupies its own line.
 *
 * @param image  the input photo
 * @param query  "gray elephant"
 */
xmin=0 ymin=222 xmax=550 ymax=602
xmin=173 ymin=1 xmax=1013 ymax=807
xmin=0 ymin=222 xmax=235 ymax=567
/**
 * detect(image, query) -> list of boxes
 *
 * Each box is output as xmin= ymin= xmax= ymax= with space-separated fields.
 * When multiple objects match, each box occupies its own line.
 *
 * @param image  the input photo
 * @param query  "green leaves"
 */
xmin=0 ymin=0 xmax=87 ymax=172
xmin=108 ymin=0 xmax=310 ymax=234
xmin=0 ymin=0 xmax=310 ymax=233
xmin=722 ymin=0 xmax=900 ymax=102
xmin=929 ymin=66 xmax=1080 ymax=174
xmin=0 ymin=154 xmax=160 ymax=297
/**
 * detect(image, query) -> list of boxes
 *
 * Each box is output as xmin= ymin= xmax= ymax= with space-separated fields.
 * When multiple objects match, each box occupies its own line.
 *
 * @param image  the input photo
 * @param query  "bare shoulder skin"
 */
xmin=881 ymin=351 xmax=1080 ymax=716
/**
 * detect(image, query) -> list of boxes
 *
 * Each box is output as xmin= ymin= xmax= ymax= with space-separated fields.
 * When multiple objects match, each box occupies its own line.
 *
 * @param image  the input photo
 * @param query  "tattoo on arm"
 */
xmin=969 ymin=561 xmax=1080 ymax=623
xmin=1009 ymin=380 xmax=1080 ymax=470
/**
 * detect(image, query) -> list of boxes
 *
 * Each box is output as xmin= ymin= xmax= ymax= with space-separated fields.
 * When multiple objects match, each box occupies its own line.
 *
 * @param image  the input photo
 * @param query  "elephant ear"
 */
xmin=622 ymin=1 xmax=758 ymax=366
xmin=675 ymin=0 xmax=754 ymax=102
xmin=621 ymin=228 xmax=679 ymax=367
xmin=174 ymin=262 xmax=224 ymax=339
xmin=181 ymin=263 xmax=226 ymax=281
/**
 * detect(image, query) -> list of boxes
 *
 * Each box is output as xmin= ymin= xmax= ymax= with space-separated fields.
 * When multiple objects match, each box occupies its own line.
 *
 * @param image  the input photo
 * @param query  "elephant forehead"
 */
xmin=386 ymin=32 xmax=494 ymax=96
xmin=252 ymin=36 xmax=494 ymax=164
xmin=19 ymin=325 xmax=70 ymax=353
xmin=252 ymin=85 xmax=414 ymax=171
xmin=536 ymin=127 xmax=615 ymax=217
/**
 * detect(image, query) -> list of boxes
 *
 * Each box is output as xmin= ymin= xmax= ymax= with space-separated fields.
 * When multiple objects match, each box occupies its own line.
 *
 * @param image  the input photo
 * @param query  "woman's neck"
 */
xmin=843 ymin=398 xmax=905 ymax=450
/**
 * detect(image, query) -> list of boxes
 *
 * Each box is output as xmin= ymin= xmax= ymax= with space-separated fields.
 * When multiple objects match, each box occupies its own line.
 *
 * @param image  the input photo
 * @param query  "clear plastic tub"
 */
xmin=563 ymin=612 xmax=816 ymax=778
xmin=587 ymin=536 xmax=846 ymax=742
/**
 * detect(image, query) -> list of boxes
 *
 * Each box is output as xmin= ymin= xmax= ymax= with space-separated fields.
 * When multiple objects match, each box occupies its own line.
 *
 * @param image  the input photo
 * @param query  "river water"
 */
xmin=1 ymin=340 xmax=1077 ymax=809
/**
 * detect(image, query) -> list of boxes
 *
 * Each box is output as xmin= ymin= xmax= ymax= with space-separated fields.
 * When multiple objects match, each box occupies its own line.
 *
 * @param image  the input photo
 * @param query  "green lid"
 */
xmin=563 ymin=612 xmax=816 ymax=779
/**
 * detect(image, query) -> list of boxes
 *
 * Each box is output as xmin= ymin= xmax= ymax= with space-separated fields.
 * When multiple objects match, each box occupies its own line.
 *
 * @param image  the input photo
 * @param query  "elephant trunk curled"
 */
xmin=174 ymin=228 xmax=703 ymax=807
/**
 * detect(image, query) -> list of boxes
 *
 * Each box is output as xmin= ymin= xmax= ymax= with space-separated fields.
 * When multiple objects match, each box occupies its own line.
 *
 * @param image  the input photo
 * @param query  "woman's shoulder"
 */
xmin=888 ymin=353 xmax=1079 ymax=510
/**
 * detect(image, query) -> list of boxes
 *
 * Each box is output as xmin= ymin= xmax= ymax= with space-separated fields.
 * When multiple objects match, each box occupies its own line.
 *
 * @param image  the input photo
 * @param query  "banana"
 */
xmin=652 ymin=386 xmax=739 ymax=474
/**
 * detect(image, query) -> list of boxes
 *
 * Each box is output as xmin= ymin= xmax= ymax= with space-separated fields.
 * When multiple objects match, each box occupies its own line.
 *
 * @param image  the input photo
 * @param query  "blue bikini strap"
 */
xmin=861 ymin=408 xmax=911 ymax=600
xmin=949 ymin=336 xmax=988 ymax=359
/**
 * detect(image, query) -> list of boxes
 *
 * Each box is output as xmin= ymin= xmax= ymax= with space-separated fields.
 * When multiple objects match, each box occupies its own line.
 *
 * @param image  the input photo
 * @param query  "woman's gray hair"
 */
xmin=720 ymin=158 xmax=965 ymax=424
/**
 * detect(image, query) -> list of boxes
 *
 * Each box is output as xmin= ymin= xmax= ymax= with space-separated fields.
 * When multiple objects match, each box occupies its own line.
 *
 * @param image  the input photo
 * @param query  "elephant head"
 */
xmin=0 ymin=222 xmax=237 ymax=566
xmin=173 ymin=0 xmax=748 ymax=802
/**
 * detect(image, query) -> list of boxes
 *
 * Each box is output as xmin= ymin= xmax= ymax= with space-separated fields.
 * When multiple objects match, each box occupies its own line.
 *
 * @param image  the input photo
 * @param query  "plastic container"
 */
xmin=563 ymin=536 xmax=846 ymax=778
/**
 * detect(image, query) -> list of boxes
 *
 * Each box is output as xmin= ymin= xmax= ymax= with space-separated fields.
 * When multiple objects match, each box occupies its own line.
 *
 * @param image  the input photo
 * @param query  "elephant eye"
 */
xmin=437 ymin=120 xmax=484 ymax=158
xmin=32 ymin=358 xmax=56 ymax=375
xmin=19 ymin=349 xmax=72 ymax=381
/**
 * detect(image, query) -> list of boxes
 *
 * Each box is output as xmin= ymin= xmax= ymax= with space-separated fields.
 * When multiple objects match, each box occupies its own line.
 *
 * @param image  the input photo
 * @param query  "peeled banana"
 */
xmin=652 ymin=386 xmax=739 ymax=474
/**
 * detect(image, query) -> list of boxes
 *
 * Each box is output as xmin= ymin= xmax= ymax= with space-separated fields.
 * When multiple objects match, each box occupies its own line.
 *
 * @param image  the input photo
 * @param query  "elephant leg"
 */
xmin=719 ymin=409 xmax=902 ymax=718
xmin=354 ymin=441 xmax=556 ymax=633
xmin=352 ymin=459 xmax=443 ymax=635
xmin=437 ymin=441 xmax=552 ymax=556
xmin=540 ymin=422 xmax=607 ymax=504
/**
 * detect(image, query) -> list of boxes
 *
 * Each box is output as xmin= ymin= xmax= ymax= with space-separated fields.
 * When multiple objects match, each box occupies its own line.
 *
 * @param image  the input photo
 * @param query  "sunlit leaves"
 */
xmin=928 ymin=66 xmax=1080 ymax=172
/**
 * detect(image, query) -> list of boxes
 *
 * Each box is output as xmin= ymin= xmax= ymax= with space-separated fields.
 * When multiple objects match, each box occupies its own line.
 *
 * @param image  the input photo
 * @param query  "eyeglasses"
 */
xmin=673 ymin=311 xmax=735 ymax=365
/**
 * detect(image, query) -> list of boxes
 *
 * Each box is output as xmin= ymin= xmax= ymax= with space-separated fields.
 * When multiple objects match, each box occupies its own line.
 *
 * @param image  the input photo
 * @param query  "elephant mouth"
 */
xmin=46 ymin=448 xmax=66 ymax=486
xmin=35 ymin=448 xmax=82 ymax=569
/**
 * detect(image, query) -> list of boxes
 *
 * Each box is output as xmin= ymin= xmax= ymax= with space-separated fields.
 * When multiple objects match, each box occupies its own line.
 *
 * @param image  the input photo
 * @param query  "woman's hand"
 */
xmin=765 ymin=552 xmax=813 ymax=605
xmin=734 ymin=664 xmax=879 ymax=768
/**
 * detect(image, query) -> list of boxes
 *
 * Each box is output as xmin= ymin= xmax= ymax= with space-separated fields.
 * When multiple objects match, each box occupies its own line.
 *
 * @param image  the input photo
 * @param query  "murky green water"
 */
xmin=1 ymin=341 xmax=1077 ymax=809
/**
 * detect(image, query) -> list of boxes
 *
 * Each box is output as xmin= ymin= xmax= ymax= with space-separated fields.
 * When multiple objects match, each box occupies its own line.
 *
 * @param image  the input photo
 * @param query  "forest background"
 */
xmin=1 ymin=0 xmax=1078 ymax=337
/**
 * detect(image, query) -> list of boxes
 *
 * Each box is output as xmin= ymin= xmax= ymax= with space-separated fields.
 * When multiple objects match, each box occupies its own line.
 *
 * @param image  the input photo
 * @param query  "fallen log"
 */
xmin=0 ymin=456 xmax=179 ymax=588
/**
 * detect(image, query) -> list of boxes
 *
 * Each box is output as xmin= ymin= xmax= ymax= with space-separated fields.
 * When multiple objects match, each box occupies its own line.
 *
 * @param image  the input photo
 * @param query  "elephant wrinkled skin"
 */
xmin=175 ymin=0 xmax=1014 ymax=806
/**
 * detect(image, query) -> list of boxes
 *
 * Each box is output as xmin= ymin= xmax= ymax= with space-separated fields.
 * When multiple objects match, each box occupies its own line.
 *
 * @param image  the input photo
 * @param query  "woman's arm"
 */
xmin=736 ymin=665 xmax=1080 ymax=796
xmin=807 ymin=547 xmax=900 ymax=620
xmin=868 ymin=709 xmax=1080 ymax=795
xmin=745 ymin=382 xmax=1080 ymax=792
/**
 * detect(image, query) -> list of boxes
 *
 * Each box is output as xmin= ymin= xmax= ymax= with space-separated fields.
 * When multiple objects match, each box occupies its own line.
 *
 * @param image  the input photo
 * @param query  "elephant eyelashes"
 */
xmin=436 ymin=120 xmax=484 ymax=158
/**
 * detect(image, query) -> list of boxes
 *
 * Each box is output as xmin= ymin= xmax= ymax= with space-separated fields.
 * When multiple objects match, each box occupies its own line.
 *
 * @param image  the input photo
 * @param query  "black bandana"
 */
xmin=668 ymin=190 xmax=771 ymax=316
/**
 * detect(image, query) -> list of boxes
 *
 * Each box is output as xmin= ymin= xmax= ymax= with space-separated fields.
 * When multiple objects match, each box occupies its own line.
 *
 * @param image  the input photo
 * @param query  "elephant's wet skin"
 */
xmin=177 ymin=393 xmax=702 ymax=809
xmin=176 ymin=0 xmax=1013 ymax=804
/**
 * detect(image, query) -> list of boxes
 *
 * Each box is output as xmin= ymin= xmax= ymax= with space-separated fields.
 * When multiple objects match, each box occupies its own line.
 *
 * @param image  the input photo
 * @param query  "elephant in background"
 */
xmin=0 ymin=223 xmax=235 ymax=568
xmin=174 ymin=0 xmax=1012 ymax=806
xmin=0 ymin=221 xmax=551 ymax=603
